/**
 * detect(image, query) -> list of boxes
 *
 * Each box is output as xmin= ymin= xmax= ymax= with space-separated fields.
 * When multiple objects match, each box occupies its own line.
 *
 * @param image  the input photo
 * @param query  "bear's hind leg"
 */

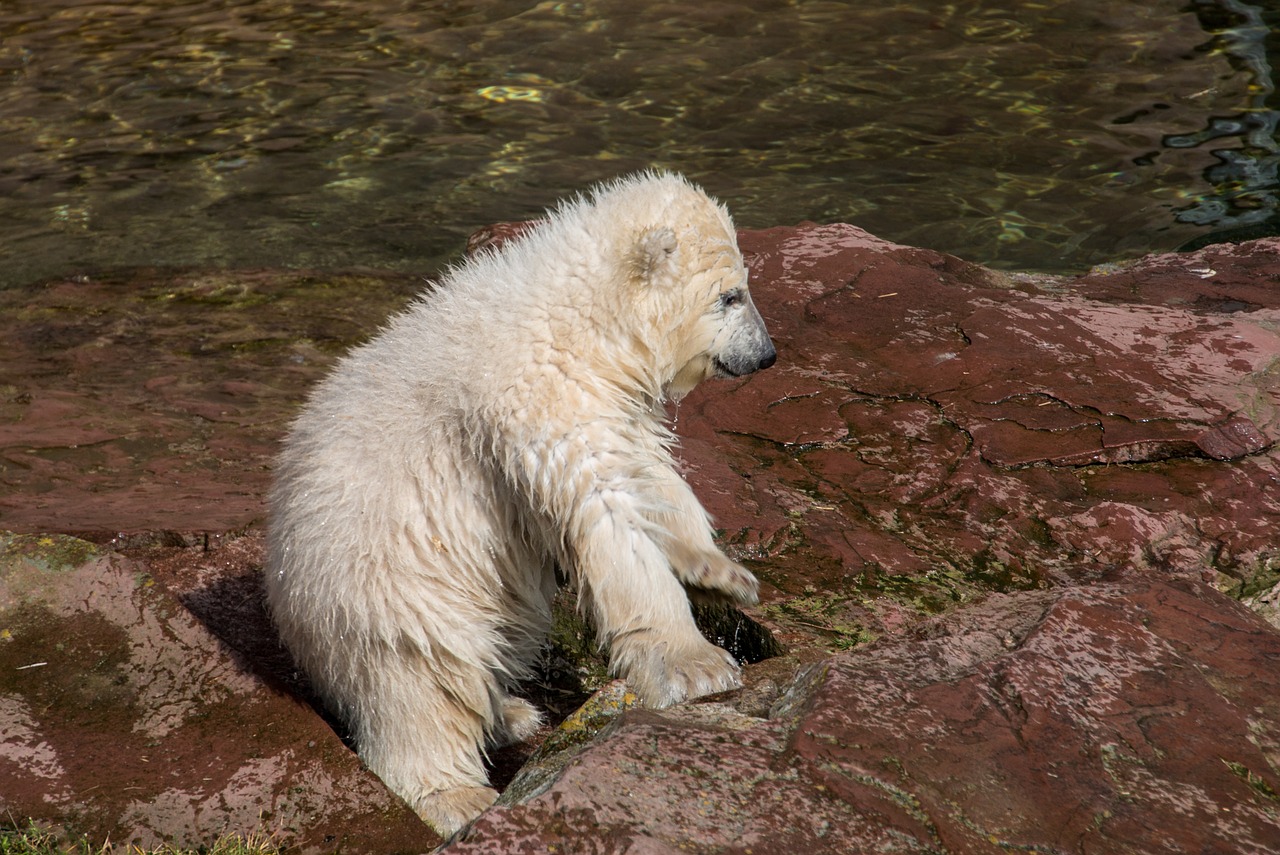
xmin=351 ymin=647 xmax=501 ymax=837
xmin=414 ymin=694 xmax=541 ymax=834
xmin=369 ymin=716 xmax=496 ymax=837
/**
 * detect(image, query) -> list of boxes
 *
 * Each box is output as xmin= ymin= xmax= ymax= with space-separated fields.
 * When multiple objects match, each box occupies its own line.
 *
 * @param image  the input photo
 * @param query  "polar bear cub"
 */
xmin=264 ymin=171 xmax=776 ymax=836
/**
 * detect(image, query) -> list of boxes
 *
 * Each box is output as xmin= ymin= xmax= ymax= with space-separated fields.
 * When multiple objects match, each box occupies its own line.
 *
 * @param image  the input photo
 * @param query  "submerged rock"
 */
xmin=1 ymin=226 xmax=1278 ymax=851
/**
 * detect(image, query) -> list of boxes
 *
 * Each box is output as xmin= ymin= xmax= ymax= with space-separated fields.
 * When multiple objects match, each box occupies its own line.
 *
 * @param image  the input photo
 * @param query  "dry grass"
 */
xmin=0 ymin=823 xmax=278 ymax=855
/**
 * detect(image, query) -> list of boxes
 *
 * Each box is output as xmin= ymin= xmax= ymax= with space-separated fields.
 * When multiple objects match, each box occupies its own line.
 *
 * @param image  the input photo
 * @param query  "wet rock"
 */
xmin=495 ymin=680 xmax=639 ymax=809
xmin=671 ymin=224 xmax=1280 ymax=645
xmin=0 ymin=531 xmax=437 ymax=852
xmin=1 ymin=224 xmax=1279 ymax=850
xmin=449 ymin=577 xmax=1280 ymax=853
xmin=0 ymin=268 xmax=421 ymax=536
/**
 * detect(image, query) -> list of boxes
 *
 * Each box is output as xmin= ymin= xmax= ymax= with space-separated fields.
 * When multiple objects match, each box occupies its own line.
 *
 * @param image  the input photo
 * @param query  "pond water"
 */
xmin=2 ymin=0 xmax=1280 ymax=286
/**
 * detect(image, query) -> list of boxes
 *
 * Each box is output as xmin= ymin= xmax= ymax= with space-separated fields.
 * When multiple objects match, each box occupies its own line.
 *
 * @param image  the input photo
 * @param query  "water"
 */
xmin=2 ymin=0 xmax=1280 ymax=286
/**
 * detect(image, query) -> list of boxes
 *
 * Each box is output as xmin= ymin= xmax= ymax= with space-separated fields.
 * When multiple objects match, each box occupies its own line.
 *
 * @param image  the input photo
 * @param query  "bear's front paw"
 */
xmin=668 ymin=543 xmax=759 ymax=606
xmin=616 ymin=634 xmax=743 ymax=709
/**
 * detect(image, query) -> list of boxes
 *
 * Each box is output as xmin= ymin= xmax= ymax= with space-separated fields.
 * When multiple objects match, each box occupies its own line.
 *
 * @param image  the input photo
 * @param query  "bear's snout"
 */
xmin=715 ymin=293 xmax=776 ymax=377
xmin=715 ymin=337 xmax=776 ymax=377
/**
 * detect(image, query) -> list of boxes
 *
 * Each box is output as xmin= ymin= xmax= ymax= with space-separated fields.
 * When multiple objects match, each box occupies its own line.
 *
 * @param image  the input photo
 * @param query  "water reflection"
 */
xmin=1172 ymin=0 xmax=1280 ymax=247
xmin=0 ymin=0 xmax=1278 ymax=285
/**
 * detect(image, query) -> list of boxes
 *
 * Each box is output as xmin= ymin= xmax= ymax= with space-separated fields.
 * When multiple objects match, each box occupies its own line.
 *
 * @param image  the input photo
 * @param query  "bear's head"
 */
xmin=615 ymin=175 xmax=777 ymax=400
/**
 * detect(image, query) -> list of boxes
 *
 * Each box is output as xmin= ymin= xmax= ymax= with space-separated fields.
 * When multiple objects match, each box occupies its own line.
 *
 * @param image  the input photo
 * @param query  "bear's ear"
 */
xmin=629 ymin=226 xmax=679 ymax=286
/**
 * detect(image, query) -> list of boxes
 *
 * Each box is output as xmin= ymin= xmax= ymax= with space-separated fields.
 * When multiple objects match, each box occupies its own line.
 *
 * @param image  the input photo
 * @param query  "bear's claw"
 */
xmin=668 ymin=544 xmax=759 ymax=606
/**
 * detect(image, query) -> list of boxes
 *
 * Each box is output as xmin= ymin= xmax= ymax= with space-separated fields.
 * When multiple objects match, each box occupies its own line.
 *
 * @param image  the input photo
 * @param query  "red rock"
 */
xmin=0 ymin=268 xmax=421 ymax=536
xmin=2 ymin=223 xmax=1279 ymax=850
xmin=1196 ymin=415 xmax=1269 ymax=460
xmin=671 ymin=223 xmax=1280 ymax=621
xmin=0 ymin=532 xmax=438 ymax=852
xmin=451 ymin=577 xmax=1280 ymax=853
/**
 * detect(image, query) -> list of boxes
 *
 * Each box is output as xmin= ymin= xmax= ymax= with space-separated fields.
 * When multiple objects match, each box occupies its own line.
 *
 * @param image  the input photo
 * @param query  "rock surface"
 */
xmin=0 ymin=268 xmax=419 ymax=535
xmin=451 ymin=576 xmax=1280 ymax=854
xmin=679 ymin=225 xmax=1280 ymax=647
xmin=0 ymin=531 xmax=435 ymax=852
xmin=1 ymin=224 xmax=1279 ymax=851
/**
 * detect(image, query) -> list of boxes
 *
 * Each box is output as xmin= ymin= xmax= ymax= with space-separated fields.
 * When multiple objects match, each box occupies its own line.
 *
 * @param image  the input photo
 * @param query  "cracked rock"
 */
xmin=1 ymin=223 xmax=1279 ymax=851
xmin=449 ymin=579 xmax=1280 ymax=853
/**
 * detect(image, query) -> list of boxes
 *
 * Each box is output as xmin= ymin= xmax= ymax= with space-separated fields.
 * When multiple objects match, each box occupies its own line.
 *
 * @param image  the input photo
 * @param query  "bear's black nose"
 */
xmin=758 ymin=349 xmax=777 ymax=371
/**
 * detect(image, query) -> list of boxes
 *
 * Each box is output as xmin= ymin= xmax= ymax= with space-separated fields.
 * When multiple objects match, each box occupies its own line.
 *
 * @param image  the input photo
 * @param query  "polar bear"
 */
xmin=264 ymin=171 xmax=776 ymax=836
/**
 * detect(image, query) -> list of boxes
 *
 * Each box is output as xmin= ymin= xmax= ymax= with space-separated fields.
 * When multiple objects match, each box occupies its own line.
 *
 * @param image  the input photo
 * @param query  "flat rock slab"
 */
xmin=0 ymin=532 xmax=437 ymax=852
xmin=450 ymin=576 xmax=1280 ymax=853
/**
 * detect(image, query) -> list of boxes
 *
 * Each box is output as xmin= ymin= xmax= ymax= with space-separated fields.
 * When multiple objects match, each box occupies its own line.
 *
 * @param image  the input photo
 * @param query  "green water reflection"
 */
xmin=1 ymin=0 xmax=1279 ymax=284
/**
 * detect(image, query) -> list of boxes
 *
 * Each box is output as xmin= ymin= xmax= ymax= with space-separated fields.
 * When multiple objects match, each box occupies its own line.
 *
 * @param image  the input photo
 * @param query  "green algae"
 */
xmin=762 ymin=593 xmax=877 ymax=650
xmin=1223 ymin=760 xmax=1280 ymax=804
xmin=0 ymin=532 xmax=102 ymax=576
xmin=542 ymin=589 xmax=611 ymax=697
xmin=1237 ymin=556 xmax=1280 ymax=601
xmin=497 ymin=680 xmax=639 ymax=807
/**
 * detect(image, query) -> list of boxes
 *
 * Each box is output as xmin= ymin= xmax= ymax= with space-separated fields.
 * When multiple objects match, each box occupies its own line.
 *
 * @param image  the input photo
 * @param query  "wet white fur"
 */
xmin=264 ymin=171 xmax=773 ymax=836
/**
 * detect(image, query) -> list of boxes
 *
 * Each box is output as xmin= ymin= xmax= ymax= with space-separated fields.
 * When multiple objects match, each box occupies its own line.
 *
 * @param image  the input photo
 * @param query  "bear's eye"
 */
xmin=719 ymin=289 xmax=744 ymax=309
